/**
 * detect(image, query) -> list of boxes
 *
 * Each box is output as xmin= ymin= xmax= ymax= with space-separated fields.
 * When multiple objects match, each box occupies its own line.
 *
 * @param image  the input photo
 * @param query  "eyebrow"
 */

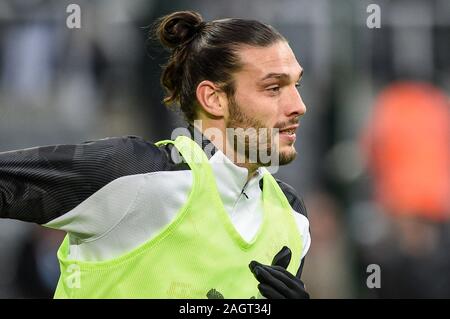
xmin=259 ymin=69 xmax=304 ymax=82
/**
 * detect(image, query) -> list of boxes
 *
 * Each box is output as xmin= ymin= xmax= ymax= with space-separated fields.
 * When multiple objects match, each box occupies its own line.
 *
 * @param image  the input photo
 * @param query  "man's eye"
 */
xmin=295 ymin=82 xmax=301 ymax=89
xmin=267 ymin=86 xmax=280 ymax=92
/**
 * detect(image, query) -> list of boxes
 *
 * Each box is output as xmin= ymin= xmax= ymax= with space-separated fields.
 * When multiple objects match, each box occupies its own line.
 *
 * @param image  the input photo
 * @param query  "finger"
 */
xmin=261 ymin=266 xmax=310 ymax=299
xmin=251 ymin=266 xmax=291 ymax=295
xmin=249 ymin=260 xmax=264 ymax=272
xmin=271 ymin=246 xmax=291 ymax=268
xmin=260 ymin=265 xmax=302 ymax=291
xmin=270 ymin=265 xmax=298 ymax=281
xmin=258 ymin=283 xmax=285 ymax=299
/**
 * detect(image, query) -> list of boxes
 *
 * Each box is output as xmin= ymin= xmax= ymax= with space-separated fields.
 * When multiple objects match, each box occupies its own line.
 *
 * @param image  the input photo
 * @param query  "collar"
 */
xmin=186 ymin=124 xmax=266 ymax=203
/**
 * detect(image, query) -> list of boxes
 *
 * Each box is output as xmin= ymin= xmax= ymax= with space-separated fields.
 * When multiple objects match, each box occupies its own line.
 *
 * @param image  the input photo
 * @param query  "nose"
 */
xmin=284 ymin=86 xmax=307 ymax=118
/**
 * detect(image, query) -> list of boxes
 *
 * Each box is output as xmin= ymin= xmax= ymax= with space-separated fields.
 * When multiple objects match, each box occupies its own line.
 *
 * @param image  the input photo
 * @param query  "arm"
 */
xmin=0 ymin=137 xmax=125 ymax=224
xmin=0 ymin=136 xmax=173 ymax=226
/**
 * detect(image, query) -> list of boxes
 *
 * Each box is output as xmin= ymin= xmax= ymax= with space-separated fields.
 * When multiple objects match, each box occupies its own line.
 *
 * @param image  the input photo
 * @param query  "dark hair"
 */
xmin=154 ymin=11 xmax=285 ymax=122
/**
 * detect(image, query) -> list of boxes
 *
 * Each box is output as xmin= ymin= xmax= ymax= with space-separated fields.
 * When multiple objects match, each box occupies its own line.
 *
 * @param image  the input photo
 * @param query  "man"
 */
xmin=0 ymin=11 xmax=311 ymax=299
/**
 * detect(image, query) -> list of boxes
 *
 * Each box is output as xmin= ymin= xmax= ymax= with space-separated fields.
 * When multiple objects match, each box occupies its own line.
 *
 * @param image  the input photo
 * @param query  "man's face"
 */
xmin=225 ymin=40 xmax=307 ymax=166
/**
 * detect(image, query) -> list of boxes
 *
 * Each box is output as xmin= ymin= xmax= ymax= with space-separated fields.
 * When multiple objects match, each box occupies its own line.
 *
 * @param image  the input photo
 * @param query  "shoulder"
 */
xmin=83 ymin=135 xmax=165 ymax=157
xmin=275 ymin=179 xmax=308 ymax=218
xmin=91 ymin=135 xmax=186 ymax=176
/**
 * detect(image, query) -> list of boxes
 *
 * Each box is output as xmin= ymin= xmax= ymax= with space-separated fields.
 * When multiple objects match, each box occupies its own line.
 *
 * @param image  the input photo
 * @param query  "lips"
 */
xmin=278 ymin=124 xmax=299 ymax=134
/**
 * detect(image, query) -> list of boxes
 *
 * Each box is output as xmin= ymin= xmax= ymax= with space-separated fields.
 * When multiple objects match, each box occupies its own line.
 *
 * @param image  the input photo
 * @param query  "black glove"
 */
xmin=249 ymin=246 xmax=310 ymax=299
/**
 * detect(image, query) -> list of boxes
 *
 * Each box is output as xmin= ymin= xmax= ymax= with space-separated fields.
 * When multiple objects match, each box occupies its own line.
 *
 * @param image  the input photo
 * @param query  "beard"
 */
xmin=225 ymin=95 xmax=298 ymax=167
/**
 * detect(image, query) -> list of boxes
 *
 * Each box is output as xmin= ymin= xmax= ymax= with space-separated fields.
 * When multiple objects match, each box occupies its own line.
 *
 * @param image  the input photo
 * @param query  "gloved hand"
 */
xmin=249 ymin=246 xmax=310 ymax=299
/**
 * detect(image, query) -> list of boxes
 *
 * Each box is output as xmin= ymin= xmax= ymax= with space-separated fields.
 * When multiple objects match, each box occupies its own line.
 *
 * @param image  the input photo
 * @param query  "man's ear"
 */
xmin=196 ymin=80 xmax=227 ymax=118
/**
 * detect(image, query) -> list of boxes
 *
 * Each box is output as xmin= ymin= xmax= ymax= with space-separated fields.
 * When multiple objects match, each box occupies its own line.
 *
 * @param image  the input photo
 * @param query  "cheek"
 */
xmin=236 ymin=92 xmax=279 ymax=126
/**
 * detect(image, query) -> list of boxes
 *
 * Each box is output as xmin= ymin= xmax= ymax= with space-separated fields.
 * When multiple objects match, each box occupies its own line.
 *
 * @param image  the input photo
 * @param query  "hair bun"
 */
xmin=156 ymin=11 xmax=204 ymax=49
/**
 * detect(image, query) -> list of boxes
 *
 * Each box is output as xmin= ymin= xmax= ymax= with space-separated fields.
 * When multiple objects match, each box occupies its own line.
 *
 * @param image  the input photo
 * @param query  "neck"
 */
xmin=193 ymin=121 xmax=260 ymax=181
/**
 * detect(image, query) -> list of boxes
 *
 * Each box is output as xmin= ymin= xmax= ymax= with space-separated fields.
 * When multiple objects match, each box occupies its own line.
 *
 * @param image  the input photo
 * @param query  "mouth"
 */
xmin=277 ymin=124 xmax=299 ymax=142
xmin=278 ymin=124 xmax=299 ymax=134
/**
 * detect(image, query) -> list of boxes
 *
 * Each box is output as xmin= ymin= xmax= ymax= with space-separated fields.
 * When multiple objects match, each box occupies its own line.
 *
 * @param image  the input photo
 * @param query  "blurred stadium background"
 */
xmin=0 ymin=0 xmax=449 ymax=298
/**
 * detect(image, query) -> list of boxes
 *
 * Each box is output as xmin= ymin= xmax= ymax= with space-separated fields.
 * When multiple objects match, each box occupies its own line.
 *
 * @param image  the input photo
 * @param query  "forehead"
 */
xmin=236 ymin=41 xmax=302 ymax=79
